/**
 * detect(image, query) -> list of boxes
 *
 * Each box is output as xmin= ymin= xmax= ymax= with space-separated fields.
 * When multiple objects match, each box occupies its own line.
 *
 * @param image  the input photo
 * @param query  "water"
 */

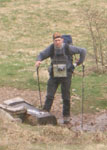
xmin=71 ymin=112 xmax=107 ymax=132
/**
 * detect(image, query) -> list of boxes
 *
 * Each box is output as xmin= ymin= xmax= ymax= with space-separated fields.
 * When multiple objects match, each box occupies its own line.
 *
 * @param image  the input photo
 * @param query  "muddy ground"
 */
xmin=0 ymin=87 xmax=107 ymax=132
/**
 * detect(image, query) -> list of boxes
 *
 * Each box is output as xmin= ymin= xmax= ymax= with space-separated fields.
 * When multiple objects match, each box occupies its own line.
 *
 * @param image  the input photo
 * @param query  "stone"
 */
xmin=3 ymin=97 xmax=25 ymax=106
xmin=1 ymin=97 xmax=57 ymax=125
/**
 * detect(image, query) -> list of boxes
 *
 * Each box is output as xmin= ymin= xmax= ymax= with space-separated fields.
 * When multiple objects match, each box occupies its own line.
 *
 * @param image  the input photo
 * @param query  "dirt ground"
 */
xmin=0 ymin=87 xmax=107 ymax=132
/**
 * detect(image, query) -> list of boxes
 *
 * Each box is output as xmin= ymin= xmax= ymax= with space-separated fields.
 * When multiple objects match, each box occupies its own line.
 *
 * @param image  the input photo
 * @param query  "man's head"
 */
xmin=53 ymin=32 xmax=63 ymax=48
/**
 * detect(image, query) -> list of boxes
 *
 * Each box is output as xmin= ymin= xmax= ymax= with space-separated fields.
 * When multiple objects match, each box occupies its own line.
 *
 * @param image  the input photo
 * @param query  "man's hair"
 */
xmin=53 ymin=32 xmax=62 ymax=40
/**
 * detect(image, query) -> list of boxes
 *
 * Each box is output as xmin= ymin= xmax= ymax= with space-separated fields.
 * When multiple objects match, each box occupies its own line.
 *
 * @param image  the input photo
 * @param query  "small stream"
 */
xmin=71 ymin=112 xmax=107 ymax=132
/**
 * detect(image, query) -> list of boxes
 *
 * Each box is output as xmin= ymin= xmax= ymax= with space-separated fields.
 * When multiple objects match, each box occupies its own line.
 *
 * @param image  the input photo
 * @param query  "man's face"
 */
xmin=53 ymin=38 xmax=63 ymax=48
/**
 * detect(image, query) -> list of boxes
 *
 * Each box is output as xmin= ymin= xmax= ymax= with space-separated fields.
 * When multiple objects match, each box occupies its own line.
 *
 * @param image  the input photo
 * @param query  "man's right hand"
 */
xmin=35 ymin=61 xmax=41 ymax=68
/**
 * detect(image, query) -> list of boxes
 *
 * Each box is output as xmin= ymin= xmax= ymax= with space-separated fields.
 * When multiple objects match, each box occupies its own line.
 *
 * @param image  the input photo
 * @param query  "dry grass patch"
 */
xmin=0 ymin=111 xmax=107 ymax=150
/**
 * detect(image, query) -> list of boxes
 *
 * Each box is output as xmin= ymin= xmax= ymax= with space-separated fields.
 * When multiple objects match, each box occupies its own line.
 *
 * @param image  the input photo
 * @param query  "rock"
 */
xmin=0 ymin=109 xmax=15 ymax=122
xmin=1 ymin=97 xmax=57 ymax=125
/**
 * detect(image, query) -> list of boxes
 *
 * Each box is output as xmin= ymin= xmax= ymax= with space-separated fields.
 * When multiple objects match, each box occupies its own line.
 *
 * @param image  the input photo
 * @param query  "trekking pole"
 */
xmin=36 ymin=67 xmax=42 ymax=108
xmin=81 ymin=63 xmax=85 ymax=130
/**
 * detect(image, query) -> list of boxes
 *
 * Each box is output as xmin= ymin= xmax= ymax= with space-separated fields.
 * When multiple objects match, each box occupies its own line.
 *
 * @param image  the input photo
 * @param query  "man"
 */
xmin=35 ymin=32 xmax=86 ymax=124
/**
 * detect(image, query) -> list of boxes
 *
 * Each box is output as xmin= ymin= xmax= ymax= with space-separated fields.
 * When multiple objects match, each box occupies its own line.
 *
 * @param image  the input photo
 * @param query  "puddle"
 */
xmin=71 ymin=112 xmax=107 ymax=132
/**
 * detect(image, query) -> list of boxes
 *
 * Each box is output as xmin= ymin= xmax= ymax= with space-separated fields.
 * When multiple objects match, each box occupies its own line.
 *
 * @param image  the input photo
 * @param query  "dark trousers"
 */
xmin=43 ymin=72 xmax=72 ymax=117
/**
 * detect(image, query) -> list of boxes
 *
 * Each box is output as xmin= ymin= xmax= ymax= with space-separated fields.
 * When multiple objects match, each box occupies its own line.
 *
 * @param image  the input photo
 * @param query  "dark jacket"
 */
xmin=36 ymin=43 xmax=86 ymax=71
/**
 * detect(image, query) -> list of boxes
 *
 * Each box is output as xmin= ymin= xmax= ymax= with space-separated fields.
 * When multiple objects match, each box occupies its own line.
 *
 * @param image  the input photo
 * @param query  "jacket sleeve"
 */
xmin=36 ymin=45 xmax=52 ymax=61
xmin=69 ymin=45 xmax=87 ymax=65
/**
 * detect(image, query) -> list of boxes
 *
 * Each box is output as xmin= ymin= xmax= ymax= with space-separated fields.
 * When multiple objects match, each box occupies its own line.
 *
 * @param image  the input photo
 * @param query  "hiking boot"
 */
xmin=63 ymin=116 xmax=71 ymax=124
xmin=42 ymin=108 xmax=50 ymax=113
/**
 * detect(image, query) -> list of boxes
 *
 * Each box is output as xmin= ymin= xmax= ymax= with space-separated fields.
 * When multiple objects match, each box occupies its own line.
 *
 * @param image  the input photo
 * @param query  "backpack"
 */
xmin=62 ymin=35 xmax=73 ymax=45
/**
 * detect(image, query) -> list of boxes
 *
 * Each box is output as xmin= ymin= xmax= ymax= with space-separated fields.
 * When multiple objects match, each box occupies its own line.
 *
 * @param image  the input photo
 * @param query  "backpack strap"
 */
xmin=50 ymin=44 xmax=54 ymax=58
xmin=64 ymin=43 xmax=73 ymax=64
xmin=49 ymin=43 xmax=74 ymax=74
xmin=64 ymin=43 xmax=70 ymax=56
xmin=50 ymin=43 xmax=70 ymax=57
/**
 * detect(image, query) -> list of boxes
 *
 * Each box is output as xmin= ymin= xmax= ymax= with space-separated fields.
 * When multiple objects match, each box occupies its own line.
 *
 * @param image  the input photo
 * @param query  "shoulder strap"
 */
xmin=64 ymin=43 xmax=70 ymax=56
xmin=50 ymin=44 xmax=54 ymax=58
xmin=64 ymin=43 xmax=73 ymax=63
xmin=50 ymin=43 xmax=70 ymax=57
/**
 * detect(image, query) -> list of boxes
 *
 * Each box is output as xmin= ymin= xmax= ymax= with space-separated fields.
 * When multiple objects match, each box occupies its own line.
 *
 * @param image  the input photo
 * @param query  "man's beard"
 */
xmin=54 ymin=43 xmax=63 ymax=50
xmin=54 ymin=43 xmax=64 ymax=56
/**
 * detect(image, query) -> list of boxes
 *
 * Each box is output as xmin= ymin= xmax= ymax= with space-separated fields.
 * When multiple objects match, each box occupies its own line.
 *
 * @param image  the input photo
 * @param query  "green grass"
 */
xmin=71 ymin=72 xmax=107 ymax=114
xmin=31 ymin=143 xmax=86 ymax=150
xmin=0 ymin=146 xmax=8 ymax=150
xmin=0 ymin=54 xmax=106 ymax=114
xmin=0 ymin=0 xmax=107 ymax=150
xmin=0 ymin=0 xmax=106 ymax=114
xmin=0 ymin=0 xmax=11 ymax=2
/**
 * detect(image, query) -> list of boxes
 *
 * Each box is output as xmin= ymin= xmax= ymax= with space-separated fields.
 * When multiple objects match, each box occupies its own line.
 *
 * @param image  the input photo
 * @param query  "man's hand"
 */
xmin=73 ymin=63 xmax=77 ymax=68
xmin=35 ymin=61 xmax=41 ymax=68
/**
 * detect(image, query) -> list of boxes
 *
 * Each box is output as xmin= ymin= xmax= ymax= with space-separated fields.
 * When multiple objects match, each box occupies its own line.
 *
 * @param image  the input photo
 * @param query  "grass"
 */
xmin=0 ymin=0 xmax=107 ymax=150
xmin=0 ymin=117 xmax=107 ymax=150
xmin=0 ymin=0 xmax=11 ymax=2
xmin=0 ymin=57 xmax=106 ymax=114
xmin=0 ymin=0 xmax=106 ymax=111
xmin=69 ymin=68 xmax=107 ymax=114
